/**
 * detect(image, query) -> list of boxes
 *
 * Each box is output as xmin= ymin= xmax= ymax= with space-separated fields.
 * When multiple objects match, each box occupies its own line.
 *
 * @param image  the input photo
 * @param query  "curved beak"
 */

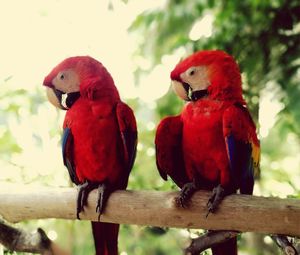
xmin=171 ymin=80 xmax=192 ymax=101
xmin=46 ymin=87 xmax=68 ymax=110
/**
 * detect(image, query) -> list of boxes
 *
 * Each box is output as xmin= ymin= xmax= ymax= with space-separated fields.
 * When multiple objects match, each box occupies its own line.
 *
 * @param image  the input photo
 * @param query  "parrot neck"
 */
xmin=207 ymin=84 xmax=244 ymax=102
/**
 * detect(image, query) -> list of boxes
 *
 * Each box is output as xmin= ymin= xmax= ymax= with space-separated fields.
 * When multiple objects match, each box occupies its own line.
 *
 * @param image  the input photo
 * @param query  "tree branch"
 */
xmin=0 ymin=219 xmax=70 ymax=255
xmin=0 ymin=185 xmax=299 ymax=236
xmin=185 ymin=231 xmax=239 ymax=254
xmin=271 ymin=234 xmax=299 ymax=255
xmin=184 ymin=232 xmax=299 ymax=255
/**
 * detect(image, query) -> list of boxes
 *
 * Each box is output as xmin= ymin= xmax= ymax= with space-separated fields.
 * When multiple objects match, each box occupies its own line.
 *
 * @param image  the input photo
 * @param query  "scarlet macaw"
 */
xmin=43 ymin=56 xmax=137 ymax=255
xmin=155 ymin=50 xmax=260 ymax=254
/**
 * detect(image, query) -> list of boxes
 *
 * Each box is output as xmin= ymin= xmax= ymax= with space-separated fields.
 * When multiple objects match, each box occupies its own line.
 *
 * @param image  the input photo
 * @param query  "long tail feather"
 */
xmin=91 ymin=222 xmax=119 ymax=255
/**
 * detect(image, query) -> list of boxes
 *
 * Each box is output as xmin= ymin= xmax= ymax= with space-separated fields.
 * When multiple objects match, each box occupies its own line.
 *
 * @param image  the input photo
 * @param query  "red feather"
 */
xmin=155 ymin=115 xmax=189 ymax=188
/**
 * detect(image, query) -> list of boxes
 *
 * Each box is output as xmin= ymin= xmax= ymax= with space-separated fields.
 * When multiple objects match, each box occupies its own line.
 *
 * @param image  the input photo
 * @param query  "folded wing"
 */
xmin=116 ymin=102 xmax=138 ymax=187
xmin=223 ymin=104 xmax=260 ymax=195
xmin=155 ymin=115 xmax=189 ymax=188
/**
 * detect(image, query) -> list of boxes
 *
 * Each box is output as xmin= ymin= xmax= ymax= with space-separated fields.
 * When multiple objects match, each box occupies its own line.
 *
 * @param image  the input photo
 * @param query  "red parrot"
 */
xmin=155 ymin=50 xmax=260 ymax=254
xmin=43 ymin=56 xmax=137 ymax=255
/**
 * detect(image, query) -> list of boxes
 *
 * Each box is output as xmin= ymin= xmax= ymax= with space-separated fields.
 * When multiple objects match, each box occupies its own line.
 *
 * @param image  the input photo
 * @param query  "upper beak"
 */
xmin=171 ymin=80 xmax=192 ymax=101
xmin=43 ymin=75 xmax=68 ymax=110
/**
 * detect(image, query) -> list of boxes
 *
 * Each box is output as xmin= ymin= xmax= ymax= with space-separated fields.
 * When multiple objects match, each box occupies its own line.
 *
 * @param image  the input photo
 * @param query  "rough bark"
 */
xmin=0 ymin=185 xmax=299 ymax=236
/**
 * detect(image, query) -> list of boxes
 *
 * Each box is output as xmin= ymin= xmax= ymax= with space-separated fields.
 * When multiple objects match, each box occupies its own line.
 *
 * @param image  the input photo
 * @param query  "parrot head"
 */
xmin=43 ymin=56 xmax=119 ymax=110
xmin=170 ymin=50 xmax=243 ymax=102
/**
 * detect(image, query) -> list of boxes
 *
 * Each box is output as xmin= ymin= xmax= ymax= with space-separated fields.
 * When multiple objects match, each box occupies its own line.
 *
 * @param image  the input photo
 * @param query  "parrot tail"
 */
xmin=211 ymin=237 xmax=237 ymax=255
xmin=91 ymin=222 xmax=119 ymax=255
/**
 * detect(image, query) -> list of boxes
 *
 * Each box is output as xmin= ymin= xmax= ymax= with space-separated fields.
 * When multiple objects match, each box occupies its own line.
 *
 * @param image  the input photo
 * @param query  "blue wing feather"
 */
xmin=62 ymin=127 xmax=70 ymax=164
xmin=62 ymin=127 xmax=80 ymax=185
xmin=226 ymin=134 xmax=254 ymax=195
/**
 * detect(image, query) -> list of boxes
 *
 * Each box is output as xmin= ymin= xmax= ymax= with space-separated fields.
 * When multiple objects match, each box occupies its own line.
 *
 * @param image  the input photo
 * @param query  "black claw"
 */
xmin=76 ymin=181 xmax=89 ymax=219
xmin=96 ymin=183 xmax=110 ymax=221
xmin=76 ymin=181 xmax=98 ymax=220
xmin=206 ymin=184 xmax=225 ymax=216
xmin=175 ymin=182 xmax=197 ymax=208
xmin=207 ymin=192 xmax=215 ymax=207
xmin=76 ymin=181 xmax=111 ymax=221
xmin=205 ymin=209 xmax=212 ymax=218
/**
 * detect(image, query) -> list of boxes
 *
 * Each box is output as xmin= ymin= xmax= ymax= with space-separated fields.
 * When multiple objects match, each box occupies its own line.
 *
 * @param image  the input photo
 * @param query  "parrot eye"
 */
xmin=59 ymin=73 xmax=65 ymax=80
xmin=188 ymin=68 xmax=196 ymax=76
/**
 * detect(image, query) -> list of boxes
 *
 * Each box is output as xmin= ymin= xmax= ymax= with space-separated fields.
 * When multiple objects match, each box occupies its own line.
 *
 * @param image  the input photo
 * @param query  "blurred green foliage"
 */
xmin=129 ymin=0 xmax=300 ymax=254
xmin=131 ymin=0 xmax=300 ymax=123
xmin=0 ymin=0 xmax=300 ymax=254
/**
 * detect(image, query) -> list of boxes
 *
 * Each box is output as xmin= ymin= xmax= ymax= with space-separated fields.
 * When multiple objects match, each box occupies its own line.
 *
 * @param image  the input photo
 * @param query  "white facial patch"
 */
xmin=180 ymin=66 xmax=210 ymax=91
xmin=53 ymin=69 xmax=80 ymax=94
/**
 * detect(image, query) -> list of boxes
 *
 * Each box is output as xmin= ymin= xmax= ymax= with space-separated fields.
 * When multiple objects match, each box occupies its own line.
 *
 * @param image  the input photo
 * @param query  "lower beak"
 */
xmin=46 ymin=87 xmax=68 ymax=110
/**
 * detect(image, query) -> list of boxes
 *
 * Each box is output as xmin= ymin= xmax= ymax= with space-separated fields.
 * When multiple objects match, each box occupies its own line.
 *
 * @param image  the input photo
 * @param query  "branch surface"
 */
xmin=0 ymin=185 xmax=299 ymax=236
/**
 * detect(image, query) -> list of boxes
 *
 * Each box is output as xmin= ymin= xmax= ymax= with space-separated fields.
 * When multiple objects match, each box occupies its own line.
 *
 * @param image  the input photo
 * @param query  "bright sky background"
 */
xmin=0 ymin=0 xmax=173 ymax=101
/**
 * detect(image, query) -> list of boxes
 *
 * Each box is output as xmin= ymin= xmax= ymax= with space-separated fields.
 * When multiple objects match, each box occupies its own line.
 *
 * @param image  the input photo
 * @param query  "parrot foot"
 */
xmin=175 ymin=182 xmax=197 ymax=208
xmin=76 ymin=181 xmax=98 ymax=220
xmin=95 ymin=183 xmax=110 ymax=221
xmin=206 ymin=184 xmax=225 ymax=217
